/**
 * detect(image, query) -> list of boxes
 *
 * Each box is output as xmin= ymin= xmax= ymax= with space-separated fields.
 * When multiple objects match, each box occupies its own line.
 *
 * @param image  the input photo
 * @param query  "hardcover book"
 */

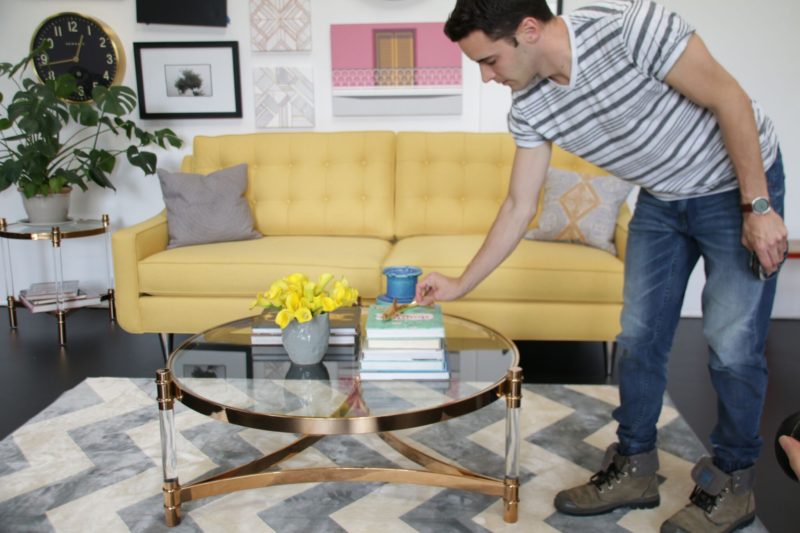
xmin=358 ymin=355 xmax=450 ymax=381
xmin=365 ymin=304 xmax=445 ymax=339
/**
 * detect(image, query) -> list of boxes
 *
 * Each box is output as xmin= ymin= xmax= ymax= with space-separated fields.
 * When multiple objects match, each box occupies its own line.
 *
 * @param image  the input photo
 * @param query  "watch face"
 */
xmin=31 ymin=13 xmax=123 ymax=102
xmin=753 ymin=197 xmax=771 ymax=214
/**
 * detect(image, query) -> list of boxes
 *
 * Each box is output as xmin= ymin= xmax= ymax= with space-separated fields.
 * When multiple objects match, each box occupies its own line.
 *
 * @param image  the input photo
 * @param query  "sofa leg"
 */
xmin=602 ymin=341 xmax=617 ymax=377
xmin=158 ymin=333 xmax=174 ymax=362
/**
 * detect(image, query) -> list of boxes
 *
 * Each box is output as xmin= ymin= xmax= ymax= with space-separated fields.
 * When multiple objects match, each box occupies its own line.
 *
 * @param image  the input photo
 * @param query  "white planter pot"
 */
xmin=20 ymin=187 xmax=72 ymax=224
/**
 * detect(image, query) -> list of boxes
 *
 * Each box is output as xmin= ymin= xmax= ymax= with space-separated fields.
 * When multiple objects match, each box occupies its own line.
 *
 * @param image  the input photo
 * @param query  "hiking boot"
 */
xmin=661 ymin=457 xmax=756 ymax=533
xmin=554 ymin=443 xmax=660 ymax=516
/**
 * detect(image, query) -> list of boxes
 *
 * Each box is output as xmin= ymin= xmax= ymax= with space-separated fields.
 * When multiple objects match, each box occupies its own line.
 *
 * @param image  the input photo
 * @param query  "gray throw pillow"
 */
xmin=525 ymin=167 xmax=633 ymax=255
xmin=157 ymin=164 xmax=262 ymax=249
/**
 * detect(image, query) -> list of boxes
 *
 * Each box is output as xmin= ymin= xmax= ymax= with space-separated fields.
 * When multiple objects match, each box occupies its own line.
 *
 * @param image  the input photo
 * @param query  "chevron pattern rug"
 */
xmin=0 ymin=378 xmax=767 ymax=532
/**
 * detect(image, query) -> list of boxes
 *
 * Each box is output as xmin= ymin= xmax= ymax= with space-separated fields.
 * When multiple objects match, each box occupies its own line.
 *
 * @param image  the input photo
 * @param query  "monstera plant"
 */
xmin=0 ymin=47 xmax=182 ymax=221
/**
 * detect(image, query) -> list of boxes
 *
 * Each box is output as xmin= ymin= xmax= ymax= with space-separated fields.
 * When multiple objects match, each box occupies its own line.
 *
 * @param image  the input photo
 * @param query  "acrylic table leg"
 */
xmin=503 ymin=366 xmax=523 ymax=523
xmin=156 ymin=369 xmax=181 ymax=526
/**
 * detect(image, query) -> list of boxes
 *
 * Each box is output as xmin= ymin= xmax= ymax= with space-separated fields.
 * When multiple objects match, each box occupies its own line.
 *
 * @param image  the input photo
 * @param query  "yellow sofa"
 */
xmin=112 ymin=131 xmax=630 ymax=348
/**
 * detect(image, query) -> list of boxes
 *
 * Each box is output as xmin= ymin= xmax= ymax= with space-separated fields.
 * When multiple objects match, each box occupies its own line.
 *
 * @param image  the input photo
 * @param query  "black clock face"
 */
xmin=31 ymin=13 xmax=123 ymax=102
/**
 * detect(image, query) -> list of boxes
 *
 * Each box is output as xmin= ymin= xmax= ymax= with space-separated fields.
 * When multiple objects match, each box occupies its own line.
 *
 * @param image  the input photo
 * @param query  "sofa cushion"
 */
xmin=526 ymin=168 xmax=633 ymax=255
xmin=157 ymin=164 xmax=261 ymax=249
xmin=139 ymin=236 xmax=391 ymax=299
xmin=384 ymin=235 xmax=624 ymax=303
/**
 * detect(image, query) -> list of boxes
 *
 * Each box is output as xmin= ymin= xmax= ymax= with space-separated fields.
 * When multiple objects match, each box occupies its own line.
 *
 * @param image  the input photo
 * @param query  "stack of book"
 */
xmin=250 ymin=306 xmax=361 ymax=360
xmin=359 ymin=303 xmax=449 ymax=380
xmin=18 ymin=280 xmax=102 ymax=313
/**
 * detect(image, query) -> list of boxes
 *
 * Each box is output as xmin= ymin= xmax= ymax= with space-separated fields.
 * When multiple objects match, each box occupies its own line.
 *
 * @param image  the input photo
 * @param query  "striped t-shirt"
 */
xmin=508 ymin=0 xmax=778 ymax=201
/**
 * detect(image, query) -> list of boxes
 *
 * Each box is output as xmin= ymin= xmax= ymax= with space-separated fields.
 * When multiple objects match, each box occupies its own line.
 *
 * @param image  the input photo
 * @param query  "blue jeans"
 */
xmin=613 ymin=151 xmax=785 ymax=473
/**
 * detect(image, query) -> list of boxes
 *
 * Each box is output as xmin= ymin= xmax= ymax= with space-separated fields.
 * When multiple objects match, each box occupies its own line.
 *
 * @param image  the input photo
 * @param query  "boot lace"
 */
xmin=689 ymin=485 xmax=728 ymax=513
xmin=590 ymin=463 xmax=628 ymax=492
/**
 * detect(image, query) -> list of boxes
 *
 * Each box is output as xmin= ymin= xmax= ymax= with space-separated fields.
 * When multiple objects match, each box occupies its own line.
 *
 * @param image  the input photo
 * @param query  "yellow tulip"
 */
xmin=316 ymin=273 xmax=333 ymax=293
xmin=295 ymin=307 xmax=313 ymax=323
xmin=275 ymin=309 xmax=291 ymax=329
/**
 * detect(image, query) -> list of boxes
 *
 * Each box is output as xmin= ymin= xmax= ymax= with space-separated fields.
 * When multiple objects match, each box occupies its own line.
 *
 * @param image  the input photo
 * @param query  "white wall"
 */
xmin=0 ymin=0 xmax=797 ymax=317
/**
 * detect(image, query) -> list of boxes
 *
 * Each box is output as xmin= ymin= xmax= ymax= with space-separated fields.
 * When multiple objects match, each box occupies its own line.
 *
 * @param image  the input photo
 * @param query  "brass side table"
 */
xmin=0 ymin=215 xmax=116 ymax=345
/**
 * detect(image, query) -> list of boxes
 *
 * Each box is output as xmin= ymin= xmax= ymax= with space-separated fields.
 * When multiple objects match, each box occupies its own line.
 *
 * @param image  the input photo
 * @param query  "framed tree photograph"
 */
xmin=133 ymin=41 xmax=242 ymax=119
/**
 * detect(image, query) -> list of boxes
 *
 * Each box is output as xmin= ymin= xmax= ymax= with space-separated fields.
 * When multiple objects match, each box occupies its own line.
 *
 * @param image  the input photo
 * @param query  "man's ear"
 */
xmin=516 ymin=17 xmax=543 ymax=45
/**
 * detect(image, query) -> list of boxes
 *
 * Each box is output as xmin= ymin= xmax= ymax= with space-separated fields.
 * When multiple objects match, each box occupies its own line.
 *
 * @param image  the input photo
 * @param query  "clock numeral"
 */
xmin=106 ymin=53 xmax=114 ymax=65
xmin=99 ymin=37 xmax=107 ymax=48
xmin=103 ymin=71 xmax=111 ymax=81
xmin=40 ymin=53 xmax=48 ymax=65
xmin=44 ymin=38 xmax=54 ymax=50
xmin=53 ymin=26 xmax=62 ymax=37
xmin=86 ymin=25 xmax=92 ymax=36
xmin=76 ymin=86 xmax=85 ymax=97
xmin=47 ymin=70 xmax=55 ymax=81
xmin=67 ymin=21 xmax=78 ymax=32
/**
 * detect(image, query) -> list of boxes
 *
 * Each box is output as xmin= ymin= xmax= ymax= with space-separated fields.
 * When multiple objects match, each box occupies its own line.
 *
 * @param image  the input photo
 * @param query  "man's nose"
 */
xmin=479 ymin=63 xmax=495 ymax=83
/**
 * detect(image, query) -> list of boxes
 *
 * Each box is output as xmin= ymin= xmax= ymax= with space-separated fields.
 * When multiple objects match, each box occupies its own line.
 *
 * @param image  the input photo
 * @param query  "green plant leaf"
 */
xmin=126 ymin=146 xmax=157 ymax=174
xmin=94 ymin=85 xmax=137 ymax=116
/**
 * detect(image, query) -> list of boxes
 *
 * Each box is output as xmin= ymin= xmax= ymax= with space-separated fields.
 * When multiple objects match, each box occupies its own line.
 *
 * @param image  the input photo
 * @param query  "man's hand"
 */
xmin=742 ymin=211 xmax=788 ymax=274
xmin=779 ymin=435 xmax=800 ymax=479
xmin=415 ymin=273 xmax=463 ymax=305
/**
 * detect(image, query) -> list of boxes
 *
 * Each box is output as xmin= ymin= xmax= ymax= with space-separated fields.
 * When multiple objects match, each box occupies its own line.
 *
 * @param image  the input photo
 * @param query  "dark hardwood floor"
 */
xmin=0 ymin=308 xmax=797 ymax=532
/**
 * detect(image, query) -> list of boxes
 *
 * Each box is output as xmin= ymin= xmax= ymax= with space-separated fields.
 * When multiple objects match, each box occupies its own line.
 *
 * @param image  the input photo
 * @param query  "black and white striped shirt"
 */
xmin=508 ymin=0 xmax=778 ymax=201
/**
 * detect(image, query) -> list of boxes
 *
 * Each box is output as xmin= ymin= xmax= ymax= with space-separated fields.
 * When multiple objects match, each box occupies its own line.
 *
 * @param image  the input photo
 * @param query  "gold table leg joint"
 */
xmin=503 ymin=476 xmax=520 ymax=523
xmin=162 ymin=479 xmax=182 ymax=527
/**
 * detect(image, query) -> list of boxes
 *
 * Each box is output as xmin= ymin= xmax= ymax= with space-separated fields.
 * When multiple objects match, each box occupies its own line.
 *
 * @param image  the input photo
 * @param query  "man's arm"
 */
xmin=665 ymin=34 xmax=787 ymax=272
xmin=415 ymin=143 xmax=551 ymax=304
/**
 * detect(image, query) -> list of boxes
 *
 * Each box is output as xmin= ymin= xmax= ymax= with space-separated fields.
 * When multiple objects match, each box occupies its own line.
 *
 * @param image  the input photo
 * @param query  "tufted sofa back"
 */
xmin=394 ymin=132 xmax=612 ymax=238
xmin=183 ymin=131 xmax=396 ymax=239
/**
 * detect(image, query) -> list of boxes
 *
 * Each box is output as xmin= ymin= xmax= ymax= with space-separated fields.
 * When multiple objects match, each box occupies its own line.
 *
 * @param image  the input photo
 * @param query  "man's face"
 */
xmin=458 ymin=29 xmax=536 ymax=91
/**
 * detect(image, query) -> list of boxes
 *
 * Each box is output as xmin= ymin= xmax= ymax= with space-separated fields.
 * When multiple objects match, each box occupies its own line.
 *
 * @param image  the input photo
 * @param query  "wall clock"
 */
xmin=30 ymin=12 xmax=125 ymax=102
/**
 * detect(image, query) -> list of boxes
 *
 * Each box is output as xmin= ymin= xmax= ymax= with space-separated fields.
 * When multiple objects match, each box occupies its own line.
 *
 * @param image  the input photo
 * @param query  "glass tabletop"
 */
xmin=168 ymin=311 xmax=519 ymax=431
xmin=0 ymin=218 xmax=108 ymax=240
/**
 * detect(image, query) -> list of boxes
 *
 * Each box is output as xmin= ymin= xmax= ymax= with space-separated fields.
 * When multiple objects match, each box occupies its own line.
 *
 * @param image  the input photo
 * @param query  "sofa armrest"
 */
xmin=111 ymin=211 xmax=169 ymax=333
xmin=615 ymin=202 xmax=632 ymax=262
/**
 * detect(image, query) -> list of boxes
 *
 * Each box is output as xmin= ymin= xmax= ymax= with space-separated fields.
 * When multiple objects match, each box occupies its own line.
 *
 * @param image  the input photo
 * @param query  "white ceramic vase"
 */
xmin=20 ymin=187 xmax=71 ymax=224
xmin=281 ymin=313 xmax=330 ymax=365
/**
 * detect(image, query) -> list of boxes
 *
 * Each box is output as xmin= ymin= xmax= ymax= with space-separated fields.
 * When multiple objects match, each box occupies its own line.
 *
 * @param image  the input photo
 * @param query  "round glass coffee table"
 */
xmin=156 ymin=310 xmax=523 ymax=526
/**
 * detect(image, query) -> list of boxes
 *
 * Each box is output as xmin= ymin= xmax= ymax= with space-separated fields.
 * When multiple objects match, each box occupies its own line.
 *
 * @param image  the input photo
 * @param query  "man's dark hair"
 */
xmin=444 ymin=0 xmax=555 ymax=43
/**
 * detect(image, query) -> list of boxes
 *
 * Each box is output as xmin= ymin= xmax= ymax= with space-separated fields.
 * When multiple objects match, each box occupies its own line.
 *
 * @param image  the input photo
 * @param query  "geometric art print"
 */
xmin=250 ymin=0 xmax=312 ymax=52
xmin=254 ymin=67 xmax=315 ymax=128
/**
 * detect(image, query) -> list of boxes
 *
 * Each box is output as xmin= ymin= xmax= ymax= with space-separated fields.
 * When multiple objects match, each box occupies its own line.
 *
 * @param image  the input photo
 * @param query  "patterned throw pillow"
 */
xmin=525 ymin=167 xmax=634 ymax=255
xmin=157 ymin=164 xmax=262 ymax=249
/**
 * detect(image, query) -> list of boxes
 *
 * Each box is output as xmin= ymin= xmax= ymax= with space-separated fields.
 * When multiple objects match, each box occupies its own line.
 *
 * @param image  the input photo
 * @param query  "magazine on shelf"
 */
xmin=18 ymin=289 xmax=102 ymax=313
xmin=365 ymin=304 xmax=445 ymax=339
xmin=25 ymin=280 xmax=80 ymax=300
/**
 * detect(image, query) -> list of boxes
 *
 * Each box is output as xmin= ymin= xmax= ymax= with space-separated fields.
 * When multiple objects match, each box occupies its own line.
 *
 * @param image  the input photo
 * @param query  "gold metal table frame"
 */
xmin=156 ymin=314 xmax=523 ymax=526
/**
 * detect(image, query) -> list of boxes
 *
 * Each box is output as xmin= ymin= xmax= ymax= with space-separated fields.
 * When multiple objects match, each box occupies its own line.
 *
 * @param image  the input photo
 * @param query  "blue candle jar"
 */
xmin=377 ymin=265 xmax=422 ymax=304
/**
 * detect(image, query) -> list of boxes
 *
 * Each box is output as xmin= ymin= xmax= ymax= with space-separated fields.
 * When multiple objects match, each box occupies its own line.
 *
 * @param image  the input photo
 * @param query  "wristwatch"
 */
xmin=741 ymin=196 xmax=772 ymax=215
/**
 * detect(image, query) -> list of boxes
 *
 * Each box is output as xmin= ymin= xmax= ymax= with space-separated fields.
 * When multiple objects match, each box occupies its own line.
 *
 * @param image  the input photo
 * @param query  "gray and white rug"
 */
xmin=0 ymin=378 xmax=767 ymax=532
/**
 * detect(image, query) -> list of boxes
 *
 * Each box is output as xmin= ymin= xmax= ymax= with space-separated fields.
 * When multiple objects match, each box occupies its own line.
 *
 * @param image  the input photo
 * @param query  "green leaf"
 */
xmin=126 ymin=146 xmax=157 ymax=174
